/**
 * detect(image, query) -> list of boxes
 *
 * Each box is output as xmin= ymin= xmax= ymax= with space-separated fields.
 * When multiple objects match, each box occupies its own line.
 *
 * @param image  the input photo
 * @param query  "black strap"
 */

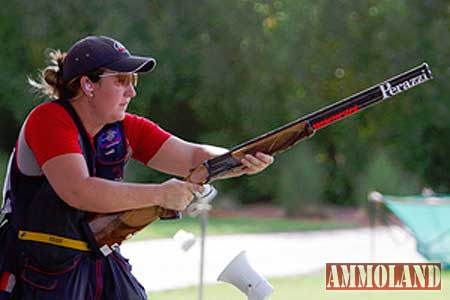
xmin=55 ymin=100 xmax=103 ymax=252
xmin=55 ymin=99 xmax=96 ymax=176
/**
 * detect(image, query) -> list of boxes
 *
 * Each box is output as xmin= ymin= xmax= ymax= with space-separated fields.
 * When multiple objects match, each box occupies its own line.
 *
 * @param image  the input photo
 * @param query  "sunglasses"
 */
xmin=99 ymin=72 xmax=139 ymax=87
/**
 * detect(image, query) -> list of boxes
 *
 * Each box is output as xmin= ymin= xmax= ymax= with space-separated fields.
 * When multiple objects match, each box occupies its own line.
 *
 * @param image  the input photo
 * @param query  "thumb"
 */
xmin=189 ymin=183 xmax=204 ymax=194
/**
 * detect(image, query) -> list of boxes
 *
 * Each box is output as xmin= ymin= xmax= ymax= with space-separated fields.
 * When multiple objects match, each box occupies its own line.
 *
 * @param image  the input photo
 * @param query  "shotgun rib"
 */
xmin=87 ymin=63 xmax=433 ymax=249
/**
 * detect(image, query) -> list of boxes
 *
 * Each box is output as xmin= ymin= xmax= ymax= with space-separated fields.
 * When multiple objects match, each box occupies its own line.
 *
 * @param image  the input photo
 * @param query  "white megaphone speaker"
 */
xmin=217 ymin=251 xmax=274 ymax=300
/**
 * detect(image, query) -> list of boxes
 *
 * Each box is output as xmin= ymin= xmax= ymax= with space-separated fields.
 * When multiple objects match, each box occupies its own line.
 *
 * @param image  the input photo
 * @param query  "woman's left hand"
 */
xmin=241 ymin=152 xmax=274 ymax=174
xmin=223 ymin=152 xmax=273 ymax=178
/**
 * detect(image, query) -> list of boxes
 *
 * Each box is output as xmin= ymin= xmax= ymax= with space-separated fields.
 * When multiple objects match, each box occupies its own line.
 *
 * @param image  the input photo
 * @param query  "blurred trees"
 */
xmin=0 ymin=0 xmax=448 ymax=212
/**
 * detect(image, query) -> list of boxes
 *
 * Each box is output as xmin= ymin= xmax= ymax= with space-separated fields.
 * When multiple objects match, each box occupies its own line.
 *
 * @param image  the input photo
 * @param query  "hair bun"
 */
xmin=43 ymin=66 xmax=59 ymax=87
xmin=28 ymin=49 xmax=79 ymax=100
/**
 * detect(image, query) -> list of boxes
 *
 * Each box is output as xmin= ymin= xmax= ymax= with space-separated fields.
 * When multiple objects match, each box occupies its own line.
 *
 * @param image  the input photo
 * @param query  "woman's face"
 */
xmin=91 ymin=72 xmax=137 ymax=123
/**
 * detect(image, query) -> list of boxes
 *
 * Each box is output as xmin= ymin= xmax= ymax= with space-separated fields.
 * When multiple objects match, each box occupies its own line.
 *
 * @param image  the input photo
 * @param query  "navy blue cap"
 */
xmin=62 ymin=36 xmax=156 ymax=82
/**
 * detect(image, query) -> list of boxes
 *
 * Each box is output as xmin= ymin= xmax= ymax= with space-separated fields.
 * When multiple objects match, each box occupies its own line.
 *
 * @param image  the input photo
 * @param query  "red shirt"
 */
xmin=24 ymin=101 xmax=171 ymax=166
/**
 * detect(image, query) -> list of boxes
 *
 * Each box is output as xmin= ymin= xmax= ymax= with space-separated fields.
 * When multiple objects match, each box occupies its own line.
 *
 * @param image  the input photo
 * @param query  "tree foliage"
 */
xmin=0 ymin=0 xmax=448 ymax=209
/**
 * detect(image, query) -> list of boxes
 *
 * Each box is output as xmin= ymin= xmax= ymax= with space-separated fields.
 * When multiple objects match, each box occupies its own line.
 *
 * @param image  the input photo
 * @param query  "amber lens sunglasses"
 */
xmin=99 ymin=72 xmax=138 ymax=87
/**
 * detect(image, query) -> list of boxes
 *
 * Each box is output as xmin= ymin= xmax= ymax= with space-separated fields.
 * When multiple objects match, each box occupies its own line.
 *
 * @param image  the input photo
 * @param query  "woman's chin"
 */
xmin=117 ymin=113 xmax=126 ymax=121
xmin=109 ymin=112 xmax=126 ymax=123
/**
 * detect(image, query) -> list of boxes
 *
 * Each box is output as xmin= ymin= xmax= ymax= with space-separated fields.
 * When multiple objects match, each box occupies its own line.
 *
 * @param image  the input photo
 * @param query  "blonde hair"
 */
xmin=28 ymin=49 xmax=81 ymax=100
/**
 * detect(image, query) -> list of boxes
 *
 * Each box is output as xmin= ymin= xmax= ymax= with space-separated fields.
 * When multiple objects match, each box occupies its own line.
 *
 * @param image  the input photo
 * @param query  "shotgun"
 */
xmin=87 ymin=63 xmax=433 ymax=250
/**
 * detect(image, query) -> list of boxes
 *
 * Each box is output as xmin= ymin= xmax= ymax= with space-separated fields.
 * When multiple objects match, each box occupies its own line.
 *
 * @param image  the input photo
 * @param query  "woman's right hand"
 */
xmin=158 ymin=178 xmax=204 ymax=211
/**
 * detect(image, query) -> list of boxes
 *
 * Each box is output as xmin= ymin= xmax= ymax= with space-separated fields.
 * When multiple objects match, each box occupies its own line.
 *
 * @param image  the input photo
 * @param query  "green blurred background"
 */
xmin=0 ymin=0 xmax=448 ymax=213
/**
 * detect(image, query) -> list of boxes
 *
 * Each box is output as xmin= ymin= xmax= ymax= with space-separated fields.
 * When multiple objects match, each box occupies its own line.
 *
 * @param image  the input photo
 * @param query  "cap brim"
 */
xmin=105 ymin=56 xmax=156 ymax=73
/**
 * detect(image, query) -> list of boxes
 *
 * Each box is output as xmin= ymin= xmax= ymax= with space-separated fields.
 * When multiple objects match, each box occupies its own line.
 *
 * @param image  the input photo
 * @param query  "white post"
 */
xmin=186 ymin=185 xmax=218 ymax=300
xmin=198 ymin=202 xmax=209 ymax=300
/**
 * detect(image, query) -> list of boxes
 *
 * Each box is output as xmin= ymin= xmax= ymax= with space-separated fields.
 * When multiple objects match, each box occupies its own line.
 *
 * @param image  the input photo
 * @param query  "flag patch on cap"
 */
xmin=0 ymin=272 xmax=16 ymax=293
xmin=113 ymin=42 xmax=128 ymax=54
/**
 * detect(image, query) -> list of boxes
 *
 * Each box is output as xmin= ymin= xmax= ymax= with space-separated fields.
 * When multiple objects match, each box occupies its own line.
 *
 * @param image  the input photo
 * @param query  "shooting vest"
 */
xmin=1 ymin=99 xmax=130 ymax=267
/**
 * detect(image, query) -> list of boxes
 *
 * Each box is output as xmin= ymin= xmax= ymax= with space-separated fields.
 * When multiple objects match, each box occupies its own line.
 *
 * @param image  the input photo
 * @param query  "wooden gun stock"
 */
xmin=87 ymin=63 xmax=433 ymax=249
xmin=86 ymin=172 xmax=208 ymax=248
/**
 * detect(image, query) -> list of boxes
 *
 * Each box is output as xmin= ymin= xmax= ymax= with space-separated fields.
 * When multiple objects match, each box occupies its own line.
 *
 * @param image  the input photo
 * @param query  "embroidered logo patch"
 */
xmin=113 ymin=42 xmax=129 ymax=54
xmin=95 ymin=123 xmax=128 ymax=181
xmin=97 ymin=128 xmax=122 ymax=153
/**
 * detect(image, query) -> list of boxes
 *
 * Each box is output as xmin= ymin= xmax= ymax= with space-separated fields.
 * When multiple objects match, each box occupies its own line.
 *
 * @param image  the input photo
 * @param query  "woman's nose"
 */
xmin=125 ymin=83 xmax=136 ymax=98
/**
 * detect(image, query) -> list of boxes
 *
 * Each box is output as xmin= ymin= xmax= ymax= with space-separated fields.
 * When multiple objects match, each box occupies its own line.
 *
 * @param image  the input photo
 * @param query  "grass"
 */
xmin=130 ymin=215 xmax=358 ymax=240
xmin=149 ymin=271 xmax=450 ymax=300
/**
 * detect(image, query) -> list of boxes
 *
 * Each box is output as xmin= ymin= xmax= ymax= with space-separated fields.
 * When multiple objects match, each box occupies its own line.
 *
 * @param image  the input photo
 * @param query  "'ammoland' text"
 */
xmin=326 ymin=263 xmax=441 ymax=290
xmin=380 ymin=70 xmax=430 ymax=99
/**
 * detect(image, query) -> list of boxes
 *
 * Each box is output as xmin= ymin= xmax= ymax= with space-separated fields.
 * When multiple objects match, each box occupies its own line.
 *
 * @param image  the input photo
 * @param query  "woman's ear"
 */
xmin=80 ymin=76 xmax=94 ymax=97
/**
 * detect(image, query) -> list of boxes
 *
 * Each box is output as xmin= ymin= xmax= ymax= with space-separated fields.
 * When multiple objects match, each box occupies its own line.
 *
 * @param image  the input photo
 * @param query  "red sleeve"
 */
xmin=123 ymin=113 xmax=171 ymax=164
xmin=25 ymin=102 xmax=82 ymax=166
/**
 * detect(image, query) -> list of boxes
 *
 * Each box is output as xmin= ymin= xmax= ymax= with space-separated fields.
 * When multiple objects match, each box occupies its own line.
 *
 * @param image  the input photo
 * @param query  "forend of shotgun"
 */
xmin=194 ymin=119 xmax=315 ymax=182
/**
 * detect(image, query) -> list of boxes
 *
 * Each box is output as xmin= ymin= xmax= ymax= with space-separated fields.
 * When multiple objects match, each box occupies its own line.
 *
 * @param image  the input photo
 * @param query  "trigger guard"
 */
xmin=193 ymin=184 xmax=217 ymax=203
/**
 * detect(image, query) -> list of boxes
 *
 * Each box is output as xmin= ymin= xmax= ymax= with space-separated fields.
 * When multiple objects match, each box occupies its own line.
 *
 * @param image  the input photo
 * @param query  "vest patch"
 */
xmin=95 ymin=123 xmax=129 ymax=181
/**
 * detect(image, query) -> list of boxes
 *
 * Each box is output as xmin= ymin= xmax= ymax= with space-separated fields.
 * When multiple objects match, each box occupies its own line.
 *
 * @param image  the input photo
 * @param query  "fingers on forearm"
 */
xmin=239 ymin=153 xmax=274 ymax=175
xmin=241 ymin=157 xmax=258 ymax=171
xmin=241 ymin=158 xmax=260 ymax=174
xmin=243 ymin=154 xmax=264 ymax=167
xmin=255 ymin=152 xmax=274 ymax=164
xmin=243 ymin=153 xmax=273 ymax=167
